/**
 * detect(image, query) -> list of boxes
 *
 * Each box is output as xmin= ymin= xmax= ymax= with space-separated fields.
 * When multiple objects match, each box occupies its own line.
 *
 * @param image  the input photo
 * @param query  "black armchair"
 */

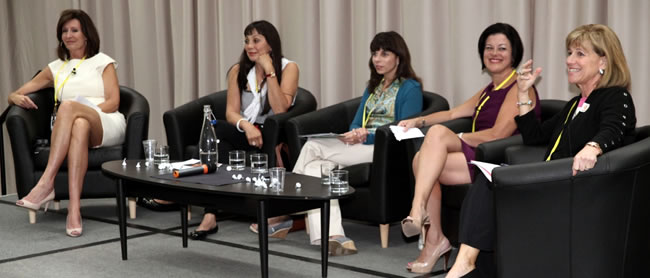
xmin=285 ymin=91 xmax=450 ymax=247
xmin=405 ymin=99 xmax=567 ymax=245
xmin=491 ymin=126 xmax=650 ymax=278
xmin=5 ymin=86 xmax=149 ymax=222
xmin=163 ymin=87 xmax=317 ymax=167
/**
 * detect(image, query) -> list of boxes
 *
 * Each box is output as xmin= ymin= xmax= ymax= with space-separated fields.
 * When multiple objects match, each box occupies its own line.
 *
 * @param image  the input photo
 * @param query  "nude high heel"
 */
xmin=408 ymin=246 xmax=452 ymax=274
xmin=66 ymin=217 xmax=83 ymax=237
xmin=401 ymin=213 xmax=430 ymax=238
xmin=16 ymin=189 xmax=55 ymax=212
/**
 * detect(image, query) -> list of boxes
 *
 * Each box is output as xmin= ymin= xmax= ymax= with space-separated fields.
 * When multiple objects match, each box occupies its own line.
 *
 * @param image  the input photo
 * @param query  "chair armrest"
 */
xmin=119 ymin=86 xmax=150 ymax=159
xmin=474 ymin=135 xmax=523 ymax=164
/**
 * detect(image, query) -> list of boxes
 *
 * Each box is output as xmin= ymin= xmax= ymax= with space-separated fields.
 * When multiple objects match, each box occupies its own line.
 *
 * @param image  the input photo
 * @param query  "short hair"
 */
xmin=236 ymin=20 xmax=284 ymax=115
xmin=56 ymin=9 xmax=100 ymax=60
xmin=566 ymin=24 xmax=631 ymax=90
xmin=477 ymin=23 xmax=524 ymax=70
xmin=367 ymin=31 xmax=421 ymax=93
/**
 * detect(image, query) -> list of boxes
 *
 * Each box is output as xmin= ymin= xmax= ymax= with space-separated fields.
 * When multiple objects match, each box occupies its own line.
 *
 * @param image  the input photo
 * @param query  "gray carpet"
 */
xmin=0 ymin=194 xmax=454 ymax=277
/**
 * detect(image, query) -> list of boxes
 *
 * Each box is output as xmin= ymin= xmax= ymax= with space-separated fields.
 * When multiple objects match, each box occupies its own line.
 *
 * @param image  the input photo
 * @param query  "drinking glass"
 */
xmin=329 ymin=169 xmax=349 ymax=193
xmin=320 ymin=161 xmax=337 ymax=185
xmin=142 ymin=139 xmax=157 ymax=165
xmin=269 ymin=167 xmax=286 ymax=192
xmin=154 ymin=145 xmax=170 ymax=167
xmin=250 ymin=153 xmax=268 ymax=174
xmin=229 ymin=150 xmax=246 ymax=171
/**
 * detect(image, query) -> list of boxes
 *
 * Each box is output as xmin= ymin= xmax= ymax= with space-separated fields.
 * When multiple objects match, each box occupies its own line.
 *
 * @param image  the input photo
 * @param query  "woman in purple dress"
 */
xmin=396 ymin=23 xmax=541 ymax=274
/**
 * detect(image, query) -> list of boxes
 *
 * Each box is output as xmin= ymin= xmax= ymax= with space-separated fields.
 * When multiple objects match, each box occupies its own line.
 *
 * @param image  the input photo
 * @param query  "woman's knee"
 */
xmin=424 ymin=125 xmax=451 ymax=144
xmin=71 ymin=118 xmax=90 ymax=137
xmin=56 ymin=101 xmax=77 ymax=118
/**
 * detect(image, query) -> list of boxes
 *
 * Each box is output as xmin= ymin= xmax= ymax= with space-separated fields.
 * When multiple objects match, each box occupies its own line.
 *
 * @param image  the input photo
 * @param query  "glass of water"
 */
xmin=250 ymin=153 xmax=268 ymax=175
xmin=320 ymin=161 xmax=337 ymax=185
xmin=269 ymin=167 xmax=286 ymax=192
xmin=329 ymin=169 xmax=349 ymax=193
xmin=142 ymin=139 xmax=157 ymax=165
xmin=154 ymin=145 xmax=170 ymax=168
xmin=229 ymin=150 xmax=246 ymax=171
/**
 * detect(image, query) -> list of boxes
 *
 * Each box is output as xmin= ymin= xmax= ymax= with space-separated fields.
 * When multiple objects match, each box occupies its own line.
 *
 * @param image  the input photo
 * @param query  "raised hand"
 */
xmin=516 ymin=59 xmax=542 ymax=96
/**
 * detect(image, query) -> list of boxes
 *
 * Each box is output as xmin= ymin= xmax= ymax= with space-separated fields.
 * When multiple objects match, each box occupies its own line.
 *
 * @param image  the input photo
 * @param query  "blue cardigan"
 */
xmin=349 ymin=79 xmax=423 ymax=144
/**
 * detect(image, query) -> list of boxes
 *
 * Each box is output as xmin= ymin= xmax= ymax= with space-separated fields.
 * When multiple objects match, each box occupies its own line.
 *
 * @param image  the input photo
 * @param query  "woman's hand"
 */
xmin=571 ymin=145 xmax=600 ymax=176
xmin=244 ymin=124 xmax=263 ymax=149
xmin=8 ymin=93 xmax=38 ymax=109
xmin=516 ymin=59 xmax=542 ymax=98
xmin=397 ymin=118 xmax=420 ymax=131
xmin=339 ymin=128 xmax=368 ymax=145
xmin=257 ymin=53 xmax=275 ymax=74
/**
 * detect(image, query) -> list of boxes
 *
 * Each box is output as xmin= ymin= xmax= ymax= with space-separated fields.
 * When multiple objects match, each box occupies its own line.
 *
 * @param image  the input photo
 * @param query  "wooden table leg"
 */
xmin=257 ymin=199 xmax=268 ymax=278
xmin=116 ymin=179 xmax=127 ymax=260
xmin=321 ymin=200 xmax=330 ymax=277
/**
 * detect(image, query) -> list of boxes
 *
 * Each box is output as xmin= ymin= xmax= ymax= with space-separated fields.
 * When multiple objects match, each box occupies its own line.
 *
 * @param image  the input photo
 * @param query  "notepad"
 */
xmin=389 ymin=125 xmax=425 ymax=141
xmin=469 ymin=160 xmax=502 ymax=182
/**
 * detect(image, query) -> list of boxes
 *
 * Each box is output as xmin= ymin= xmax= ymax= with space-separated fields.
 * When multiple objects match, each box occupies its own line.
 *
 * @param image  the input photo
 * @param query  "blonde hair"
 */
xmin=565 ymin=24 xmax=631 ymax=90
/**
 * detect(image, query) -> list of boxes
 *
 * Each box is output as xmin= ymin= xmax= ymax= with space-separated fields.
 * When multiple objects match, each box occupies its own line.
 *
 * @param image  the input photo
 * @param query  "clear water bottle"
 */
xmin=199 ymin=105 xmax=218 ymax=165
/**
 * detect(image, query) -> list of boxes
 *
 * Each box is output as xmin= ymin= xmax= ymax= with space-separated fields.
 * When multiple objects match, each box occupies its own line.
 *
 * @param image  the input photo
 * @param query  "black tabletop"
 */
xmin=102 ymin=160 xmax=354 ymax=201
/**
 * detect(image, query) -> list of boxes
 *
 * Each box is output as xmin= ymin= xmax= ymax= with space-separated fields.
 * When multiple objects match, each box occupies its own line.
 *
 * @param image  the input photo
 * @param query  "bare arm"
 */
xmin=397 ymin=89 xmax=481 ymax=130
xmin=96 ymin=64 xmax=120 ymax=113
xmin=225 ymin=64 xmax=264 ymax=148
xmin=257 ymin=54 xmax=299 ymax=113
xmin=8 ymin=66 xmax=54 ymax=109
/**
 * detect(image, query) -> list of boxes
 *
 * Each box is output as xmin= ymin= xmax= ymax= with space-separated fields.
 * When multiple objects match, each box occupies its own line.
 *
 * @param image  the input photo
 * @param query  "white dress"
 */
xmin=48 ymin=52 xmax=126 ymax=147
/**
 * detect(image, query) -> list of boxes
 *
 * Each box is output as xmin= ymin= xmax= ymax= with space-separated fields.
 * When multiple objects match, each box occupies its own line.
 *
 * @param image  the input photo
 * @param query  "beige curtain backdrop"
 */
xmin=1 ymin=0 xmax=649 ymax=194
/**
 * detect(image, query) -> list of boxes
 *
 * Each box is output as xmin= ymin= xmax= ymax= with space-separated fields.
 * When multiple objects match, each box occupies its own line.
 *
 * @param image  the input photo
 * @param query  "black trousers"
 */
xmin=458 ymin=173 xmax=497 ymax=278
xmin=213 ymin=122 xmax=262 ymax=164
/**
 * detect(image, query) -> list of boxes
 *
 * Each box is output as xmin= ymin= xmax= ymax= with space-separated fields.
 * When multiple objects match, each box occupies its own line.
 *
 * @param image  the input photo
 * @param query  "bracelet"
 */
xmin=420 ymin=118 xmax=426 ymax=128
xmin=458 ymin=132 xmax=464 ymax=139
xmin=265 ymin=72 xmax=276 ymax=78
xmin=236 ymin=118 xmax=247 ymax=133
xmin=586 ymin=141 xmax=602 ymax=155
xmin=516 ymin=100 xmax=533 ymax=107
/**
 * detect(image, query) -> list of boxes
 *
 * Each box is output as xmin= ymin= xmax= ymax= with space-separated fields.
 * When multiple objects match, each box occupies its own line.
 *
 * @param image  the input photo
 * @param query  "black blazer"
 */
xmin=515 ymin=86 xmax=636 ymax=160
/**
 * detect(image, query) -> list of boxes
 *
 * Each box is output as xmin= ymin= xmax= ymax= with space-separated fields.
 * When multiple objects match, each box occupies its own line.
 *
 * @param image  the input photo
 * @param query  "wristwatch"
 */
xmin=586 ymin=141 xmax=602 ymax=155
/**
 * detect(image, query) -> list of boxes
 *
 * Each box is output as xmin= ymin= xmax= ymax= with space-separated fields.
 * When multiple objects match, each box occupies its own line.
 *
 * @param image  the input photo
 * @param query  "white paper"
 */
xmin=170 ymin=159 xmax=202 ymax=170
xmin=469 ymin=160 xmax=502 ymax=182
xmin=389 ymin=125 xmax=425 ymax=141
xmin=72 ymin=95 xmax=101 ymax=111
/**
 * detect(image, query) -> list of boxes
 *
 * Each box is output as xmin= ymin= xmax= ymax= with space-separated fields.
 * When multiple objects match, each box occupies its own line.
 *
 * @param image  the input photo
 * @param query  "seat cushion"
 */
xmin=33 ymin=145 xmax=123 ymax=170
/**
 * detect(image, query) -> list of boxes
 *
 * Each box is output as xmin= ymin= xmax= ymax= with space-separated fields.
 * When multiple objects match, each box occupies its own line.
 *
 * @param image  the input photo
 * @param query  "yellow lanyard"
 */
xmin=54 ymin=56 xmax=86 ymax=106
xmin=471 ymin=69 xmax=516 ymax=132
xmin=362 ymin=93 xmax=377 ymax=128
xmin=545 ymin=100 xmax=578 ymax=161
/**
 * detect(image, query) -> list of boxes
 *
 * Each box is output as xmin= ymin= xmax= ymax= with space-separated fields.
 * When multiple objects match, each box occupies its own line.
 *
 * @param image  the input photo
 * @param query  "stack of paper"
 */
xmin=389 ymin=125 xmax=425 ymax=141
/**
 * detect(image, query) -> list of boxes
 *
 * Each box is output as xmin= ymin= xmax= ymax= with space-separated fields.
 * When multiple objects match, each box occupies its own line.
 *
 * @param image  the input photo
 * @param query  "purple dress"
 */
xmin=461 ymin=81 xmax=542 ymax=180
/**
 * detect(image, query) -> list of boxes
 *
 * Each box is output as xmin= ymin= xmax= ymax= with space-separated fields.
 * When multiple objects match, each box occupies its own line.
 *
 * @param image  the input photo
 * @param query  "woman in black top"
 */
xmin=446 ymin=24 xmax=636 ymax=278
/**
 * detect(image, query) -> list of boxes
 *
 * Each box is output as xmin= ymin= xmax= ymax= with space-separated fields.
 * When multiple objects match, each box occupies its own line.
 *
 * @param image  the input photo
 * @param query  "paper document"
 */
xmin=389 ymin=125 xmax=425 ymax=141
xmin=170 ymin=159 xmax=202 ymax=170
xmin=299 ymin=132 xmax=343 ymax=139
xmin=469 ymin=160 xmax=502 ymax=182
xmin=72 ymin=95 xmax=101 ymax=111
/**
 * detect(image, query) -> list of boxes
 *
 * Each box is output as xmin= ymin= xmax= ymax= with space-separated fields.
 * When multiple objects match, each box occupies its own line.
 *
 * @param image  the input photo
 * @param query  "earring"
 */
xmin=599 ymin=68 xmax=604 ymax=75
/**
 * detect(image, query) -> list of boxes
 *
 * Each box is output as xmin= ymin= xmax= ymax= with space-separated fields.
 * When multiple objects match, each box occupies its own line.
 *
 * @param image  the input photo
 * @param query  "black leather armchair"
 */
xmin=5 ymin=86 xmax=149 ymax=222
xmin=285 ymin=91 xmax=450 ymax=247
xmin=405 ymin=99 xmax=567 ymax=245
xmin=491 ymin=126 xmax=650 ymax=278
xmin=163 ymin=87 xmax=317 ymax=167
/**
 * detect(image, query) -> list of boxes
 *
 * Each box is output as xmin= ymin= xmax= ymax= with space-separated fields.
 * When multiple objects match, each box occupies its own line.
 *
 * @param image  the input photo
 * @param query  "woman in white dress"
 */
xmin=10 ymin=9 xmax=125 ymax=237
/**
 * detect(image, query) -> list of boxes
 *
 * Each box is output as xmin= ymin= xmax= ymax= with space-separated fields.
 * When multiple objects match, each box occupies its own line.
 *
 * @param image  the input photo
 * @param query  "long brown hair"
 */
xmin=56 ymin=9 xmax=100 ymax=60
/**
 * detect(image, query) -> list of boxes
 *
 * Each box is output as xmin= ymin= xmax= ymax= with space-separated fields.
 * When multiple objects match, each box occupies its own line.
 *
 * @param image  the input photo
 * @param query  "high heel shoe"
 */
xmin=401 ymin=213 xmax=430 ymax=238
xmin=66 ymin=217 xmax=83 ymax=237
xmin=249 ymin=219 xmax=293 ymax=239
xmin=16 ymin=189 xmax=55 ymax=212
xmin=408 ymin=246 xmax=452 ymax=273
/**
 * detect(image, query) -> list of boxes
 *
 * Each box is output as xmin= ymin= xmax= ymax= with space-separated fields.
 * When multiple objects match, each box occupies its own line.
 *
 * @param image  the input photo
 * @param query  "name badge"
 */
xmin=578 ymin=103 xmax=590 ymax=113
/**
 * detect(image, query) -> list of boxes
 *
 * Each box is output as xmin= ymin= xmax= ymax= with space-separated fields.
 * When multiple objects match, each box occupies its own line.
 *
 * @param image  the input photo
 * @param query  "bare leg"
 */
xmin=17 ymin=101 xmax=102 ymax=207
xmin=446 ymin=243 xmax=479 ymax=278
xmin=66 ymin=116 xmax=100 ymax=233
xmin=408 ymin=125 xmax=464 ymax=223
xmin=409 ymin=152 xmax=471 ymax=265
